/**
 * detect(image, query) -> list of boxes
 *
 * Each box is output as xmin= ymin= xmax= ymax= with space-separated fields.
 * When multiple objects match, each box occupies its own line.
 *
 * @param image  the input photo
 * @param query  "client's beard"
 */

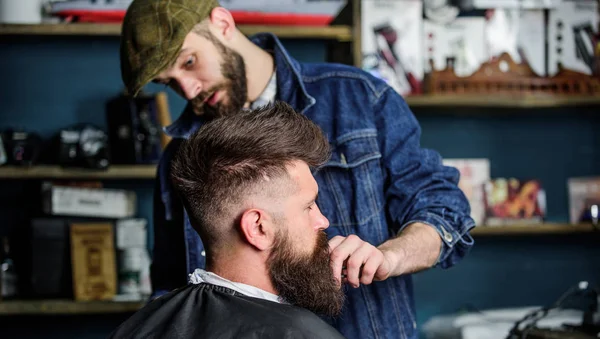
xmin=267 ymin=230 xmax=345 ymax=317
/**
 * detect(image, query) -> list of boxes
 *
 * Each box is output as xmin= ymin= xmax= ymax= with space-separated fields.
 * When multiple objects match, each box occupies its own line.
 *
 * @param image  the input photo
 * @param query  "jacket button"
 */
xmin=201 ymin=250 xmax=206 ymax=257
xmin=441 ymin=227 xmax=453 ymax=242
xmin=443 ymin=231 xmax=453 ymax=242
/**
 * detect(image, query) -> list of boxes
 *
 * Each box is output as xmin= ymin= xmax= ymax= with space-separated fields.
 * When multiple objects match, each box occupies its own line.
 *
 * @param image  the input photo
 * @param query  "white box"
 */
xmin=517 ymin=10 xmax=547 ymax=76
xmin=116 ymin=218 xmax=147 ymax=249
xmin=424 ymin=8 xmax=546 ymax=78
xmin=567 ymin=176 xmax=600 ymax=224
xmin=485 ymin=9 xmax=547 ymax=76
xmin=548 ymin=0 xmax=599 ymax=76
xmin=361 ymin=0 xmax=423 ymax=95
xmin=43 ymin=184 xmax=136 ymax=219
xmin=443 ymin=159 xmax=491 ymax=227
xmin=466 ymin=0 xmax=562 ymax=8
xmin=423 ymin=16 xmax=487 ymax=77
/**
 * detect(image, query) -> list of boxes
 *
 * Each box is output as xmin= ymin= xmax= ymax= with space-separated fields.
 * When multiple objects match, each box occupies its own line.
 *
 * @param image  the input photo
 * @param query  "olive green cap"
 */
xmin=120 ymin=0 xmax=220 ymax=96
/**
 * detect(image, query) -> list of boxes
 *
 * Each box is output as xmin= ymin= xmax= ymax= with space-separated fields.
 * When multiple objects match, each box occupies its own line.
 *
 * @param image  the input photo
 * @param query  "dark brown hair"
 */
xmin=171 ymin=101 xmax=330 ymax=249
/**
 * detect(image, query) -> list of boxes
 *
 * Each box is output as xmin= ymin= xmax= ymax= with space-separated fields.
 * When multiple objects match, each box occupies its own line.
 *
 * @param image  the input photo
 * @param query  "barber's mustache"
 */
xmin=192 ymin=83 xmax=230 ymax=106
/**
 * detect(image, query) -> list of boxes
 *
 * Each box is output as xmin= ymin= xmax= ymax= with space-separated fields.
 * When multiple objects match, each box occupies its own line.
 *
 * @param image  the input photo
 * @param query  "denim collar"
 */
xmin=163 ymin=33 xmax=316 ymax=139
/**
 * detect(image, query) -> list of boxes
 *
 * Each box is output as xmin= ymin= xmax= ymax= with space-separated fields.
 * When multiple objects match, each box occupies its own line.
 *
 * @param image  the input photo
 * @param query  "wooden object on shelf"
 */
xmin=0 ymin=300 xmax=143 ymax=315
xmin=352 ymin=0 xmax=361 ymax=68
xmin=424 ymin=52 xmax=600 ymax=97
xmin=0 ymin=23 xmax=353 ymax=41
xmin=470 ymin=223 xmax=597 ymax=236
xmin=0 ymin=165 xmax=156 ymax=179
xmin=404 ymin=93 xmax=600 ymax=108
xmin=70 ymin=223 xmax=117 ymax=302
xmin=154 ymin=92 xmax=172 ymax=149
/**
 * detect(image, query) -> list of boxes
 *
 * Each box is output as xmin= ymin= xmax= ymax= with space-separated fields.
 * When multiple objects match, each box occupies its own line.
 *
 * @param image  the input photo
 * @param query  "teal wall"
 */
xmin=1 ymin=34 xmax=599 ymax=338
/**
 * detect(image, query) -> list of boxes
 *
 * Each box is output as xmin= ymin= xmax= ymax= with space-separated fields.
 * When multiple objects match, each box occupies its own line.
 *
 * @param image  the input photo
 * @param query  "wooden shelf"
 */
xmin=405 ymin=94 xmax=600 ymax=108
xmin=0 ymin=299 xmax=143 ymax=315
xmin=0 ymin=165 xmax=156 ymax=179
xmin=0 ymin=23 xmax=353 ymax=41
xmin=471 ymin=223 xmax=598 ymax=236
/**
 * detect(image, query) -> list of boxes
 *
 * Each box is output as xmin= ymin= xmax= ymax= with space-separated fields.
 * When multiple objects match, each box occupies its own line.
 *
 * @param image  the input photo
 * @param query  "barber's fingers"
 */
xmin=343 ymin=242 xmax=380 ymax=288
xmin=328 ymin=235 xmax=360 ymax=285
xmin=328 ymin=235 xmax=382 ymax=288
xmin=360 ymin=249 xmax=385 ymax=286
xmin=328 ymin=235 xmax=346 ymax=252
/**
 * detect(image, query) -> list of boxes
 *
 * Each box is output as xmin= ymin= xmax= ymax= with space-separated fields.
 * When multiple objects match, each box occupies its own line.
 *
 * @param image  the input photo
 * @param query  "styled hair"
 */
xmin=171 ymin=101 xmax=330 ymax=248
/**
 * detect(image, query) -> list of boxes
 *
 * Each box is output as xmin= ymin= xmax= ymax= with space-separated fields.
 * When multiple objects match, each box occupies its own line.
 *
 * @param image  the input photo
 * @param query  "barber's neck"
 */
xmin=207 ymin=247 xmax=277 ymax=295
xmin=233 ymin=30 xmax=274 ymax=105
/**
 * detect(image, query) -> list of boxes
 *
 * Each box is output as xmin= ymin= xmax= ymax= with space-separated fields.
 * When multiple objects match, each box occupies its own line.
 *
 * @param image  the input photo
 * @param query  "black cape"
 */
xmin=109 ymin=283 xmax=346 ymax=339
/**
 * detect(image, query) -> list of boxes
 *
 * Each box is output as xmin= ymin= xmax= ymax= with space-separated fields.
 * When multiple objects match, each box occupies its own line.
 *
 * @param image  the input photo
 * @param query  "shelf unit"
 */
xmin=0 ymin=299 xmax=143 ymax=315
xmin=4 ymin=23 xmax=600 ymax=108
xmin=471 ymin=223 xmax=598 ymax=236
xmin=0 ymin=166 xmax=597 ymax=235
xmin=0 ymin=165 xmax=156 ymax=179
xmin=404 ymin=94 xmax=600 ymax=108
xmin=0 ymin=23 xmax=353 ymax=41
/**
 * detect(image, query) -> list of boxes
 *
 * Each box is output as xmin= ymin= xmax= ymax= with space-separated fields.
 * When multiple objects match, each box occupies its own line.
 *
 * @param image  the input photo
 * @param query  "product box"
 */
xmin=361 ymin=0 xmax=423 ymax=95
xmin=70 ymin=223 xmax=117 ymax=301
xmin=548 ymin=0 xmax=599 ymax=76
xmin=423 ymin=12 xmax=487 ymax=78
xmin=567 ymin=176 xmax=600 ymax=224
xmin=42 ymin=182 xmax=137 ymax=219
xmin=464 ymin=0 xmax=562 ymax=9
xmin=486 ymin=8 xmax=547 ymax=76
xmin=483 ymin=178 xmax=546 ymax=225
xmin=30 ymin=218 xmax=72 ymax=298
xmin=424 ymin=7 xmax=547 ymax=78
xmin=443 ymin=158 xmax=490 ymax=227
xmin=114 ymin=219 xmax=151 ymax=300
xmin=116 ymin=218 xmax=147 ymax=250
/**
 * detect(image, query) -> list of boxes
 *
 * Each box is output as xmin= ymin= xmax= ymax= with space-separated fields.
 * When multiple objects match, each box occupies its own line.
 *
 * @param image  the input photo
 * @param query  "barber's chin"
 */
xmin=206 ymin=90 xmax=222 ymax=107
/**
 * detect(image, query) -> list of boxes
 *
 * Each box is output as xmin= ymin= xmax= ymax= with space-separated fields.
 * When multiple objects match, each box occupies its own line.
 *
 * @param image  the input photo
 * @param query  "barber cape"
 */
xmin=109 ymin=269 xmax=345 ymax=339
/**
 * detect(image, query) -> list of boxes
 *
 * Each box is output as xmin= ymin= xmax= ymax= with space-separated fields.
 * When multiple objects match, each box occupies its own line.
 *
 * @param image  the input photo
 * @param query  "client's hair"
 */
xmin=171 ymin=101 xmax=330 ymax=249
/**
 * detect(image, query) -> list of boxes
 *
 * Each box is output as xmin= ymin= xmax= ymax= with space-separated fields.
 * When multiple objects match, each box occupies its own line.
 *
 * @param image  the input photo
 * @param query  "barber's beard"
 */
xmin=190 ymin=45 xmax=247 ymax=119
xmin=268 ymin=230 xmax=345 ymax=317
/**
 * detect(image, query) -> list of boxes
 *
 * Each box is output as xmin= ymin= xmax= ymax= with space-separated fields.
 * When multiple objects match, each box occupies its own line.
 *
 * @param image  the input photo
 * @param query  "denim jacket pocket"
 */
xmin=315 ymin=129 xmax=386 ymax=241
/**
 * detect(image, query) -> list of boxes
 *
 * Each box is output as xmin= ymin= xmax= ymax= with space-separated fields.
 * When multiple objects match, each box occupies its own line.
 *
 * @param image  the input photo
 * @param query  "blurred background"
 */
xmin=0 ymin=0 xmax=599 ymax=338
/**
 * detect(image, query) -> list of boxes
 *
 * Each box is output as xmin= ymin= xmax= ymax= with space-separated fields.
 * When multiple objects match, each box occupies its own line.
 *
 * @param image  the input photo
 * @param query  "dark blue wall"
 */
xmin=1 ymin=34 xmax=599 ymax=338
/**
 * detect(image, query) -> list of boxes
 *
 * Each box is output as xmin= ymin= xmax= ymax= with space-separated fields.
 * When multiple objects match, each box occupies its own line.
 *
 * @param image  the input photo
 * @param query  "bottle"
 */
xmin=1 ymin=236 xmax=18 ymax=300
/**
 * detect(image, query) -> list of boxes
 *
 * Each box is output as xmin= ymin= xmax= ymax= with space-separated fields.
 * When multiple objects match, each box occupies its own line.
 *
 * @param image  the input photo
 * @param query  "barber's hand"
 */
xmin=328 ymin=235 xmax=395 ymax=288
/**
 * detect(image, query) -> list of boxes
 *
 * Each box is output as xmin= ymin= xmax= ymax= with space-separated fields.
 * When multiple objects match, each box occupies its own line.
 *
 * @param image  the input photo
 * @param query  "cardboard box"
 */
xmin=486 ymin=8 xmax=547 ymax=76
xmin=70 ymin=223 xmax=117 ymax=301
xmin=116 ymin=218 xmax=147 ymax=249
xmin=548 ymin=0 xmax=599 ymax=76
xmin=443 ymin=159 xmax=490 ymax=227
xmin=43 ymin=183 xmax=136 ymax=219
xmin=465 ymin=0 xmax=561 ymax=9
xmin=361 ymin=0 xmax=423 ymax=95
xmin=424 ymin=8 xmax=546 ymax=78
xmin=483 ymin=178 xmax=546 ymax=226
xmin=567 ymin=176 xmax=600 ymax=224
xmin=31 ymin=218 xmax=72 ymax=298
xmin=423 ymin=12 xmax=487 ymax=77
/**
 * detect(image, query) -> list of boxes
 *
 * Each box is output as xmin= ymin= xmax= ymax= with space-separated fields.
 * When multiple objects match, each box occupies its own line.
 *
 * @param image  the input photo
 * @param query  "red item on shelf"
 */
xmin=51 ymin=10 xmax=336 ymax=26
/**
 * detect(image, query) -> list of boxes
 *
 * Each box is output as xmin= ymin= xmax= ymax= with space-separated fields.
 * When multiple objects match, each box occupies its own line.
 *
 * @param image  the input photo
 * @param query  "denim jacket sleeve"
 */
xmin=373 ymin=87 xmax=475 ymax=269
xmin=150 ymin=139 xmax=188 ymax=299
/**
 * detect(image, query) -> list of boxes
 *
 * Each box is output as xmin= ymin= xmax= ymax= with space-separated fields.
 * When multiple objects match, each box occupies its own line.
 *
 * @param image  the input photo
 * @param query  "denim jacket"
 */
xmin=152 ymin=33 xmax=475 ymax=339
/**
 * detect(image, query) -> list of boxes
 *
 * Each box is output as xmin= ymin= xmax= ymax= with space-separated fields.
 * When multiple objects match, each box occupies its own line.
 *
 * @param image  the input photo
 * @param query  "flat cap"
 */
xmin=120 ymin=0 xmax=220 ymax=96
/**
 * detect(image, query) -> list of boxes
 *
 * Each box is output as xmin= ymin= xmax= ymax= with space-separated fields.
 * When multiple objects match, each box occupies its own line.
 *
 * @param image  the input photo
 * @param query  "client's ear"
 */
xmin=239 ymin=209 xmax=275 ymax=251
